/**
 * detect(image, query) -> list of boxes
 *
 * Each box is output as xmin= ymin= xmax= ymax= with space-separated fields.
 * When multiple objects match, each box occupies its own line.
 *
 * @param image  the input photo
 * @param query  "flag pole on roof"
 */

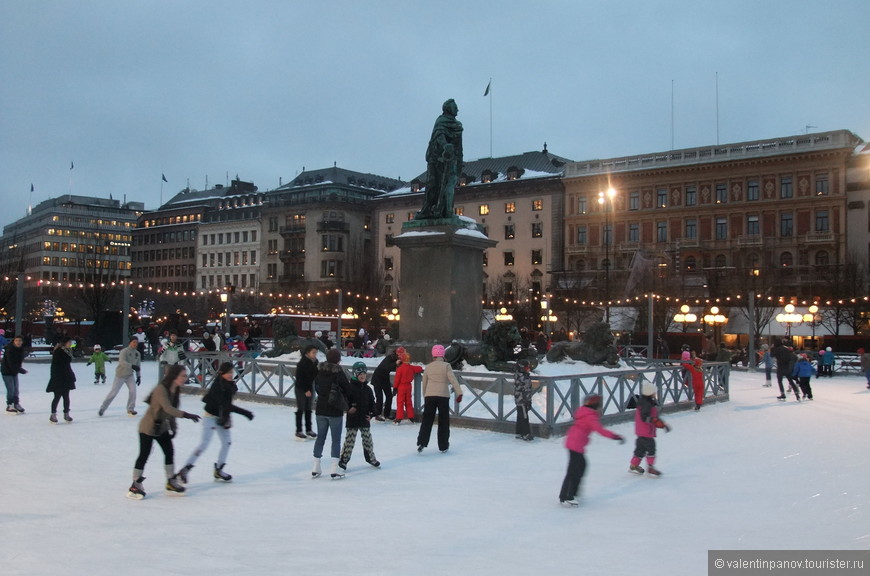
xmin=484 ymin=78 xmax=492 ymax=157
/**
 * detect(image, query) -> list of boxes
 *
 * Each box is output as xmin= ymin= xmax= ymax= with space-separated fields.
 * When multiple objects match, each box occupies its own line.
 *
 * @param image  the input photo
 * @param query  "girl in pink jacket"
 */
xmin=558 ymin=394 xmax=624 ymax=507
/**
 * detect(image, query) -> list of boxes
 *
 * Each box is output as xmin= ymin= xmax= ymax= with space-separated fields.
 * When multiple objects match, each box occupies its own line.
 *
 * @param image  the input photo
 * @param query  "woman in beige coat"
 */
xmin=416 ymin=345 xmax=463 ymax=453
xmin=127 ymin=364 xmax=200 ymax=499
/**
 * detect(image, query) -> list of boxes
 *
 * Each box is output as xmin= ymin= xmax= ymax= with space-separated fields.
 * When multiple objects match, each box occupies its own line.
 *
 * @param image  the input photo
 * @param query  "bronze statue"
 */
xmin=416 ymin=99 xmax=463 ymax=220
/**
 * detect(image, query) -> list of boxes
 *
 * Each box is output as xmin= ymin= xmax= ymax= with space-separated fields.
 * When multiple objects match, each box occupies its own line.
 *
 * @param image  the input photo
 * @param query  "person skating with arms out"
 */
xmin=176 ymin=362 xmax=254 ymax=485
xmin=558 ymin=394 xmax=624 ymax=507
xmin=127 ymin=365 xmax=201 ymax=499
xmin=629 ymin=381 xmax=670 ymax=477
xmin=338 ymin=362 xmax=380 ymax=472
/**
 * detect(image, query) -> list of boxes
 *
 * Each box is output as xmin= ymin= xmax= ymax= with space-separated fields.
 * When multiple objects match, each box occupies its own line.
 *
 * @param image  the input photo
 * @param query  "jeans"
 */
xmin=313 ymin=415 xmax=343 ymax=459
xmin=3 ymin=373 xmax=20 ymax=405
xmin=100 ymin=374 xmax=137 ymax=412
xmin=185 ymin=415 xmax=231 ymax=467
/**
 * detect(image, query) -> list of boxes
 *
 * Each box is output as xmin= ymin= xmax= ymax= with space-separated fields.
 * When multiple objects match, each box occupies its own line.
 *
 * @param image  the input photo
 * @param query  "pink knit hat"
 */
xmin=431 ymin=344 xmax=445 ymax=357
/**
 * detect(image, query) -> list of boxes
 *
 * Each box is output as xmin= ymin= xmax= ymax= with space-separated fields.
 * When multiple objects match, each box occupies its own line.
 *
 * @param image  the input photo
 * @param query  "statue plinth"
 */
xmin=393 ymin=219 xmax=496 ymax=353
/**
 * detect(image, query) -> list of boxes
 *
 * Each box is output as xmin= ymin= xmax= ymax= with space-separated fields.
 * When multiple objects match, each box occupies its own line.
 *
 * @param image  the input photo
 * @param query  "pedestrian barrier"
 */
xmin=181 ymin=352 xmax=729 ymax=438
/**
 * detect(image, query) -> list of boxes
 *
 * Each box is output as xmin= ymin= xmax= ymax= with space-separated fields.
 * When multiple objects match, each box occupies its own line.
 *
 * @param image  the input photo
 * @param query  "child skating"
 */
xmin=338 ymin=362 xmax=380 ymax=471
xmin=629 ymin=382 xmax=670 ymax=477
xmin=513 ymin=359 xmax=534 ymax=441
xmin=558 ymin=394 xmax=624 ymax=507
xmin=393 ymin=352 xmax=422 ymax=424
xmin=87 ymin=344 xmax=111 ymax=384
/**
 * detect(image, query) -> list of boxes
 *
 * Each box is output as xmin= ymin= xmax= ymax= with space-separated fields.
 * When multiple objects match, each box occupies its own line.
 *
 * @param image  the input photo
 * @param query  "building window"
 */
xmin=505 ymin=202 xmax=516 ymax=214
xmin=628 ymin=223 xmax=639 ymax=242
xmin=656 ymin=189 xmax=667 ymax=208
xmin=815 ymin=210 xmax=829 ymax=232
xmin=656 ymin=221 xmax=667 ymax=242
xmin=532 ymin=199 xmax=543 ymax=211
xmin=385 ymin=213 xmax=395 ymax=224
xmin=482 ymin=251 xmax=488 ymax=267
xmin=531 ymin=222 xmax=543 ymax=238
xmin=780 ymin=252 xmax=793 ymax=268
xmin=747 ymin=215 xmax=759 ymax=236
xmin=504 ymin=224 xmax=515 ymax=240
xmin=454 ymin=206 xmax=464 ymax=216
xmin=577 ymin=196 xmax=587 ymax=214
xmin=629 ymin=191 xmax=640 ymax=211
xmin=815 ymin=251 xmax=829 ymax=266
xmin=384 ymin=257 xmax=393 ymax=271
xmin=268 ymin=217 xmax=278 ymax=232
xmin=747 ymin=180 xmax=759 ymax=201
xmin=267 ymin=263 xmax=277 ymax=279
xmin=715 ymin=183 xmax=727 ymax=204
xmin=781 ymin=213 xmax=793 ymax=237
xmin=602 ymin=224 xmax=612 ymax=246
xmin=780 ymin=177 xmax=793 ymax=199
xmin=385 ymin=234 xmax=394 ymax=246
xmin=685 ymin=256 xmax=697 ymax=271
xmin=531 ymin=249 xmax=542 ymax=265
xmin=715 ymin=217 xmax=728 ymax=240
xmin=577 ymin=226 xmax=587 ymax=245
xmin=685 ymin=219 xmax=697 ymax=239
xmin=479 ymin=204 xmax=490 ymax=216
xmin=816 ymin=174 xmax=829 ymax=196
xmin=504 ymin=251 xmax=514 ymax=266
xmin=685 ymin=186 xmax=697 ymax=206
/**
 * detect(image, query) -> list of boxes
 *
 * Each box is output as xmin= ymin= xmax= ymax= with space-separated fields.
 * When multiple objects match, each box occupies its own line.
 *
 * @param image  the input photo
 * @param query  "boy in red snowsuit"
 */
xmin=393 ymin=352 xmax=422 ymax=424
xmin=687 ymin=353 xmax=704 ymax=411
xmin=629 ymin=381 xmax=670 ymax=476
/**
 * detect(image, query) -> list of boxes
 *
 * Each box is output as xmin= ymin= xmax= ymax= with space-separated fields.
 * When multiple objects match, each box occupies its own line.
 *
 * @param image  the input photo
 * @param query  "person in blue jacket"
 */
xmin=792 ymin=354 xmax=816 ymax=400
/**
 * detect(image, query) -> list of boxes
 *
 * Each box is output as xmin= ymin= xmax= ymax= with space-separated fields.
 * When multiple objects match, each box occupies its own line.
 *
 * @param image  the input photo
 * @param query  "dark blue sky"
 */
xmin=1 ymin=0 xmax=868 ymax=223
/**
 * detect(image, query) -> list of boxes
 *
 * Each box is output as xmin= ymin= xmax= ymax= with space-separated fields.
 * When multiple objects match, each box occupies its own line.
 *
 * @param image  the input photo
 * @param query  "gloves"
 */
xmin=239 ymin=408 xmax=254 ymax=421
xmin=136 ymin=375 xmax=141 ymax=386
xmin=456 ymin=394 xmax=463 ymax=403
xmin=614 ymin=435 xmax=625 ymax=444
xmin=19 ymin=368 xmax=27 ymax=375
xmin=132 ymin=365 xmax=140 ymax=372
xmin=182 ymin=412 xmax=201 ymax=423
xmin=167 ymin=429 xmax=176 ymax=439
xmin=348 ymin=407 xmax=358 ymax=414
xmin=87 ymin=361 xmax=92 ymax=366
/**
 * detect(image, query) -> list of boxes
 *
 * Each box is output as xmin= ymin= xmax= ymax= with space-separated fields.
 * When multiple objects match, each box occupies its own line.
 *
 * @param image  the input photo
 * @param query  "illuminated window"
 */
xmin=386 ymin=213 xmax=395 ymax=224
xmin=532 ymin=199 xmax=543 ymax=211
xmin=479 ymin=204 xmax=490 ymax=216
xmin=505 ymin=202 xmax=516 ymax=214
xmin=531 ymin=222 xmax=543 ymax=238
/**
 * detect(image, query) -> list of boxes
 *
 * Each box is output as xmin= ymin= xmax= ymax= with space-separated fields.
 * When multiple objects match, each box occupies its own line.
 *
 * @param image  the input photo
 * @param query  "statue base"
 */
xmin=393 ymin=220 xmax=496 ymax=357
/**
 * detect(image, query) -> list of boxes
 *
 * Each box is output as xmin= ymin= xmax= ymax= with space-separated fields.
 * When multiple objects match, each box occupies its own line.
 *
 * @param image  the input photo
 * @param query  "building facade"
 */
xmin=0 ymin=195 xmax=143 ymax=283
xmin=561 ymin=130 xmax=862 ymax=301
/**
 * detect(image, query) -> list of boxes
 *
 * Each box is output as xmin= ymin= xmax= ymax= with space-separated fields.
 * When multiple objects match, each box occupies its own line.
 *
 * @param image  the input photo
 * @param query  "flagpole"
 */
xmin=485 ymin=78 xmax=492 ymax=157
xmin=69 ymin=160 xmax=74 ymax=195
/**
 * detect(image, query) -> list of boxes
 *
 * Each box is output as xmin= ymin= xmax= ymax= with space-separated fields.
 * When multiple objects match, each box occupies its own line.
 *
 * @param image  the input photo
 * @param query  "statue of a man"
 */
xmin=416 ymin=99 xmax=463 ymax=220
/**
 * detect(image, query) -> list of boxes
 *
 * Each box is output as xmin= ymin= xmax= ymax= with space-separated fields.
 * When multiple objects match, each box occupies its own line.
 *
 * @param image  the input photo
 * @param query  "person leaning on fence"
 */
xmin=99 ymin=337 xmax=141 ymax=417
xmin=759 ymin=344 xmax=773 ymax=387
xmin=159 ymin=332 xmax=185 ymax=375
xmin=819 ymin=347 xmax=835 ymax=377
xmin=371 ymin=346 xmax=403 ymax=421
xmin=558 ymin=394 xmax=624 ymax=507
xmin=687 ymin=352 xmax=705 ymax=411
xmin=416 ymin=344 xmax=463 ymax=454
xmin=393 ymin=351 xmax=423 ymax=424
xmin=513 ymin=359 xmax=534 ymax=441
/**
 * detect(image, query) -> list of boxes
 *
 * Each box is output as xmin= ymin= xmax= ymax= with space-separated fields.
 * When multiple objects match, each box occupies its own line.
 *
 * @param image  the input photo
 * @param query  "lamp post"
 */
xmin=673 ymin=304 xmax=697 ymax=333
xmin=598 ymin=187 xmax=616 ymax=324
xmin=703 ymin=306 xmax=726 ymax=346
xmin=803 ymin=304 xmax=821 ymax=344
xmin=495 ymin=307 xmax=513 ymax=322
xmin=775 ymin=303 xmax=802 ymax=342
xmin=219 ymin=292 xmax=230 ymax=337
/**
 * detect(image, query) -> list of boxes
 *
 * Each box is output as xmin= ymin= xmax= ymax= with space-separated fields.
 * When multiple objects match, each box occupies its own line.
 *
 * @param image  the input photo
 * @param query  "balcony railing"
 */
xmin=736 ymin=234 xmax=763 ymax=246
xmin=278 ymin=225 xmax=305 ymax=235
xmin=316 ymin=220 xmax=350 ymax=232
xmin=565 ymin=244 xmax=589 ymax=254
xmin=804 ymin=231 xmax=834 ymax=243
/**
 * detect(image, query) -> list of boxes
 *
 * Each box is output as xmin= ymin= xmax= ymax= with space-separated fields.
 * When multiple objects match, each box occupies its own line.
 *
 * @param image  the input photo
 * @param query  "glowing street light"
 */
xmin=598 ymin=186 xmax=616 ymax=324
xmin=673 ymin=304 xmax=698 ymax=332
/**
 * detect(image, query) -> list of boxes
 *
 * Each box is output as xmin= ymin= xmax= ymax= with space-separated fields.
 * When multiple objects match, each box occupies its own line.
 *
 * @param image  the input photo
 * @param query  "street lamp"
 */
xmin=775 ymin=303 xmax=803 ymax=341
xmin=598 ymin=187 xmax=616 ymax=323
xmin=495 ymin=307 xmax=513 ymax=321
xmin=220 ymin=292 xmax=230 ymax=336
xmin=540 ymin=299 xmax=556 ymax=337
xmin=803 ymin=304 xmax=821 ymax=343
xmin=673 ymin=304 xmax=697 ymax=332
xmin=703 ymin=306 xmax=727 ymax=345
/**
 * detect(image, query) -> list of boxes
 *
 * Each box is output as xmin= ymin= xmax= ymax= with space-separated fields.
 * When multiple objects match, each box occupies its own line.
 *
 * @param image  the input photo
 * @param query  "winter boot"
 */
xmin=629 ymin=456 xmax=645 ymax=474
xmin=6 ymin=404 xmax=17 ymax=414
xmin=306 ymin=430 xmax=317 ymax=438
xmin=330 ymin=458 xmax=345 ymax=479
xmin=49 ymin=413 xmax=58 ymax=423
xmin=177 ymin=464 xmax=194 ymax=484
xmin=213 ymin=463 xmax=232 ymax=482
xmin=13 ymin=403 xmax=24 ymax=413
xmin=646 ymin=457 xmax=661 ymax=477
xmin=294 ymin=411 xmax=304 ymax=438
xmin=311 ymin=457 xmax=322 ymax=478
xmin=63 ymin=411 xmax=73 ymax=423
xmin=127 ymin=472 xmax=146 ymax=500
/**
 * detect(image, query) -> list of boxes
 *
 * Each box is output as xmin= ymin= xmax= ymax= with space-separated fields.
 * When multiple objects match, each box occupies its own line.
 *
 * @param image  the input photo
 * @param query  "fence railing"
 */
xmin=180 ymin=352 xmax=729 ymax=438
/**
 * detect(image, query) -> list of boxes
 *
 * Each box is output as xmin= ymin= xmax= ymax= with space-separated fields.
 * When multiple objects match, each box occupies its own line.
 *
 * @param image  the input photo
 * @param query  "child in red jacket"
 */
xmin=687 ymin=353 xmax=704 ymax=410
xmin=393 ymin=352 xmax=422 ymax=424
xmin=558 ymin=394 xmax=624 ymax=507
xmin=629 ymin=382 xmax=670 ymax=477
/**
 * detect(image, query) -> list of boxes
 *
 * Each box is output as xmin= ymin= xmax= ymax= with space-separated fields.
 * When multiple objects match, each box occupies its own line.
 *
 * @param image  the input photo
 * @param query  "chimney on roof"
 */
xmin=543 ymin=142 xmax=548 ymax=154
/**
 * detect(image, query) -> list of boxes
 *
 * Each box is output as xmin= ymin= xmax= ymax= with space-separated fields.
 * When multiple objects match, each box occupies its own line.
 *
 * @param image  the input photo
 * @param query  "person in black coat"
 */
xmin=770 ymin=338 xmax=800 ymax=401
xmin=46 ymin=336 xmax=76 ymax=423
xmin=176 ymin=362 xmax=253 ymax=484
xmin=371 ymin=347 xmax=402 ymax=421
xmin=312 ymin=349 xmax=352 ymax=479
xmin=294 ymin=345 xmax=319 ymax=439
xmin=2 ymin=336 xmax=28 ymax=413
xmin=338 ymin=362 xmax=380 ymax=471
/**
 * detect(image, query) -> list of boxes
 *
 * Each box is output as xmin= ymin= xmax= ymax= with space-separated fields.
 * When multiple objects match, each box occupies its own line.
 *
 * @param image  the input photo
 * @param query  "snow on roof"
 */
xmin=395 ymin=230 xmax=445 ymax=238
xmin=455 ymin=228 xmax=489 ymax=240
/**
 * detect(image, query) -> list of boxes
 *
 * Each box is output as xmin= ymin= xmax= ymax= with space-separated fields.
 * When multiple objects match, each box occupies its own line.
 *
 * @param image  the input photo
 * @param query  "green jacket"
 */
xmin=87 ymin=351 xmax=111 ymax=372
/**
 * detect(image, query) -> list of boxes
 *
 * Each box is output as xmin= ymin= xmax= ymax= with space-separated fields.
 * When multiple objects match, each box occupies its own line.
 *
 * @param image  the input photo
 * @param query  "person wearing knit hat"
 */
xmin=312 ymin=348 xmax=352 ymax=478
xmin=416 ymin=344 xmax=463 ymax=453
xmin=87 ymin=344 xmax=111 ymax=385
xmin=393 ymin=351 xmax=423 ymax=424
xmin=629 ymin=381 xmax=669 ymax=476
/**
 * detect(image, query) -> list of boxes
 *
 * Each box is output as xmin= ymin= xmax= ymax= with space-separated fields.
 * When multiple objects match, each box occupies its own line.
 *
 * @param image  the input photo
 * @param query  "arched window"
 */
xmin=814 ymin=251 xmax=829 ymax=266
xmin=715 ymin=254 xmax=727 ymax=268
xmin=780 ymin=252 xmax=793 ymax=267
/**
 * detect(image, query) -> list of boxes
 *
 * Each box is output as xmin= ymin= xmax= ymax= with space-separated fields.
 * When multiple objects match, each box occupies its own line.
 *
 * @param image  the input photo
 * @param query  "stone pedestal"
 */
xmin=393 ymin=217 xmax=496 ymax=357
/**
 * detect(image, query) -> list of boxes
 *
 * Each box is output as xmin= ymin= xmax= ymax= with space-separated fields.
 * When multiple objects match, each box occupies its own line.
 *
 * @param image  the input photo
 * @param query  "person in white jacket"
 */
xmin=99 ymin=338 xmax=141 ymax=416
xmin=416 ymin=344 xmax=463 ymax=453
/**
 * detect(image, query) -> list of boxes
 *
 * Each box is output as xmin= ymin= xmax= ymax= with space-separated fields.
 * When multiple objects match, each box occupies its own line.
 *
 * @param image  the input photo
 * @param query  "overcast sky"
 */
xmin=1 ymin=0 xmax=868 ymax=225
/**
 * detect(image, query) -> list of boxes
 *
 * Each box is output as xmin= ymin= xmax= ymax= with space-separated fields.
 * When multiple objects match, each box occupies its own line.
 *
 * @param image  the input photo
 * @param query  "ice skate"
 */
xmin=646 ymin=466 xmax=662 ymax=477
xmin=6 ymin=404 xmax=19 ymax=414
xmin=295 ymin=431 xmax=307 ymax=440
xmin=49 ymin=413 xmax=58 ymax=423
xmin=127 ymin=410 xmax=138 ymax=416
xmin=177 ymin=464 xmax=193 ymax=484
xmin=63 ymin=411 xmax=73 ymax=423
xmin=559 ymin=498 xmax=579 ymax=507
xmin=311 ymin=457 xmax=322 ymax=478
xmin=165 ymin=475 xmax=186 ymax=494
xmin=213 ymin=463 xmax=232 ymax=482
xmin=13 ymin=403 xmax=24 ymax=414
xmin=306 ymin=430 xmax=317 ymax=438
xmin=330 ymin=458 xmax=345 ymax=479
xmin=127 ymin=477 xmax=146 ymax=500
xmin=629 ymin=465 xmax=645 ymax=475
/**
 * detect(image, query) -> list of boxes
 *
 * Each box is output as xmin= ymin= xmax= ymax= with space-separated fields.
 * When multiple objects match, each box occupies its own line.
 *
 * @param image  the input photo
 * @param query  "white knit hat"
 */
xmin=641 ymin=382 xmax=657 ymax=396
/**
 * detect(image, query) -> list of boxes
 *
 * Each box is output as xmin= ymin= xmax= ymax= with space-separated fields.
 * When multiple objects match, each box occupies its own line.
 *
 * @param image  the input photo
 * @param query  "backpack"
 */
xmin=625 ymin=394 xmax=639 ymax=410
